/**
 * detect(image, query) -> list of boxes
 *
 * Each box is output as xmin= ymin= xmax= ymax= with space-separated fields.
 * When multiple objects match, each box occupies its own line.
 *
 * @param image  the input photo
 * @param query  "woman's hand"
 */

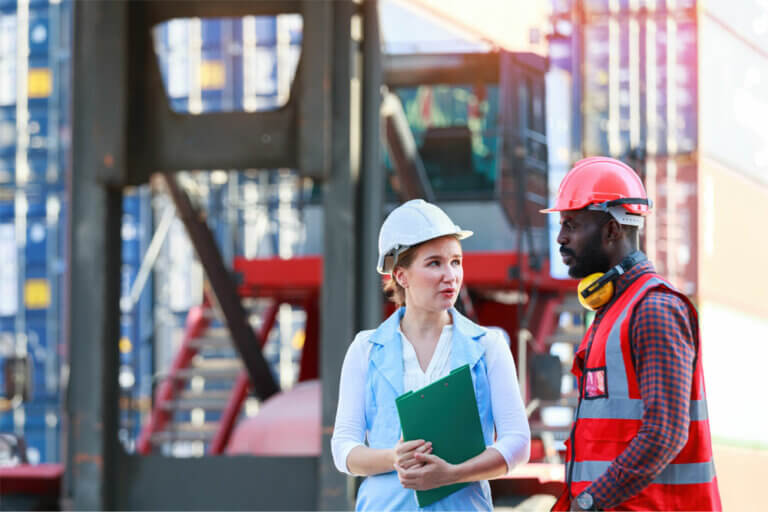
xmin=393 ymin=437 xmax=432 ymax=471
xmin=394 ymin=452 xmax=457 ymax=491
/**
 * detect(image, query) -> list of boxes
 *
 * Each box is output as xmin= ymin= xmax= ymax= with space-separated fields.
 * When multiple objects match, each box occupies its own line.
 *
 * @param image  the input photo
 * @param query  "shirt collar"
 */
xmin=369 ymin=307 xmax=486 ymax=347
xmin=611 ymin=258 xmax=656 ymax=305
xmin=368 ymin=307 xmax=487 ymax=396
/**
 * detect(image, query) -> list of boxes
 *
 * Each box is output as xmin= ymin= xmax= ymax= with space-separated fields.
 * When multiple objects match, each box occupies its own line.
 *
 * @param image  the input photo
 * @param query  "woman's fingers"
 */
xmin=414 ymin=452 xmax=439 ymax=463
xmin=394 ymin=438 xmax=433 ymax=476
xmin=398 ymin=457 xmax=426 ymax=470
xmin=395 ymin=440 xmax=432 ymax=467
xmin=415 ymin=443 xmax=433 ymax=454
xmin=394 ymin=462 xmax=422 ymax=488
xmin=395 ymin=439 xmax=426 ymax=455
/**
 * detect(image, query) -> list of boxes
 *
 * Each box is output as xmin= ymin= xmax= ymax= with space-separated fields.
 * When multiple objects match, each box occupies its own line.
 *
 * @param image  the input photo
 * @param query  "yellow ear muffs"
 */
xmin=577 ymin=272 xmax=615 ymax=311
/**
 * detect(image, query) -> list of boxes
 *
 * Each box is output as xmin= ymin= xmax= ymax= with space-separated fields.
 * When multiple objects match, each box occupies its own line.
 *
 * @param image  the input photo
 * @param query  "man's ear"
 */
xmin=603 ymin=218 xmax=623 ymax=244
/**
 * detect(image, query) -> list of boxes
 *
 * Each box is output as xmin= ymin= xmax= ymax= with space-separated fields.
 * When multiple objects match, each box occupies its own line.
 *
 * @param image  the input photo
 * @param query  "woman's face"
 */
xmin=394 ymin=236 xmax=463 ymax=313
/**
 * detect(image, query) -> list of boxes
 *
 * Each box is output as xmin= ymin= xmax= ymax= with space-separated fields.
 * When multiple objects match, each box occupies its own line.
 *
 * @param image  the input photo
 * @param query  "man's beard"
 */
xmin=563 ymin=230 xmax=612 ymax=279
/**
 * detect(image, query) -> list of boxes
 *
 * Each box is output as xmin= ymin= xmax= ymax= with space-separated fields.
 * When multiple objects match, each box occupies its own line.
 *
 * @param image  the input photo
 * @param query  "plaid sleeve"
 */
xmin=584 ymin=288 xmax=696 ymax=510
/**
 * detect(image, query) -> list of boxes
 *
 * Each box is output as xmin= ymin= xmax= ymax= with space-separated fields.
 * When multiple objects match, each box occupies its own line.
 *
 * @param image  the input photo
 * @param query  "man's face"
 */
xmin=557 ymin=210 xmax=612 ymax=279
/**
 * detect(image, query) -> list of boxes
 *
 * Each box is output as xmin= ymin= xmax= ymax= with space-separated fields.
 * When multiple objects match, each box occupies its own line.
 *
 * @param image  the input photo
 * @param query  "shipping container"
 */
xmin=549 ymin=0 xmax=700 ymax=287
xmin=118 ymin=187 xmax=154 ymax=447
xmin=580 ymin=3 xmax=697 ymax=158
xmin=0 ymin=0 xmax=69 ymax=463
xmin=0 ymin=190 xmax=65 ymax=462
xmin=699 ymin=11 xmax=768 ymax=187
xmin=551 ymin=0 xmax=768 ymax=454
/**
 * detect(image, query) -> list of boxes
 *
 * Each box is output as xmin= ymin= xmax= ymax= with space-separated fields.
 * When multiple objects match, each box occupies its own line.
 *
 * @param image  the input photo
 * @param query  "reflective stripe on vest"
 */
xmin=570 ymin=459 xmax=717 ymax=485
xmin=605 ymin=277 xmax=664 ymax=398
xmin=580 ymin=276 xmax=711 ymax=422
xmin=578 ymin=396 xmax=709 ymax=421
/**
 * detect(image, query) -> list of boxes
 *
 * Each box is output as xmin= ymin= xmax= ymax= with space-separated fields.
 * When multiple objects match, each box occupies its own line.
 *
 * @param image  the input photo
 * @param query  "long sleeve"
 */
xmin=483 ymin=330 xmax=531 ymax=472
xmin=331 ymin=331 xmax=373 ymax=475
xmin=585 ymin=290 xmax=696 ymax=509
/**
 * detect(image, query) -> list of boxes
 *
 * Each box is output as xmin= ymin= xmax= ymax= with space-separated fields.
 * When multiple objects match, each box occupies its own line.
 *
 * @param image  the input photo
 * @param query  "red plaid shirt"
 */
xmin=580 ymin=260 xmax=696 ymax=509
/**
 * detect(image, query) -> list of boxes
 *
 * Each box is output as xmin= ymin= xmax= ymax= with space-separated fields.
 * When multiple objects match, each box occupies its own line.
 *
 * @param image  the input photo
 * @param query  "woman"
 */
xmin=331 ymin=199 xmax=530 ymax=511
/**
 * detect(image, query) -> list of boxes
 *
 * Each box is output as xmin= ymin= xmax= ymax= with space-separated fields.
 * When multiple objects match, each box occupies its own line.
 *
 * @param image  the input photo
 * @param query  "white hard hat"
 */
xmin=377 ymin=199 xmax=473 ymax=274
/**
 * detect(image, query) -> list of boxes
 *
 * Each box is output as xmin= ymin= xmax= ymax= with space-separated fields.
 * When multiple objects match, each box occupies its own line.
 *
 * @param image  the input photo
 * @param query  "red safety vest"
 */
xmin=553 ymin=273 xmax=721 ymax=511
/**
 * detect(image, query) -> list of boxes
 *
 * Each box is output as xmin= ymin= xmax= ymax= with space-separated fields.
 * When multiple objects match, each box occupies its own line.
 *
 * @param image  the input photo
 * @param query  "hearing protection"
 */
xmin=577 ymin=251 xmax=647 ymax=310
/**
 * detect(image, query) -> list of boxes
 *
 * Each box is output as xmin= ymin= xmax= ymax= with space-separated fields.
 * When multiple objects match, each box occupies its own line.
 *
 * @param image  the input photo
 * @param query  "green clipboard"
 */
xmin=395 ymin=364 xmax=486 ymax=508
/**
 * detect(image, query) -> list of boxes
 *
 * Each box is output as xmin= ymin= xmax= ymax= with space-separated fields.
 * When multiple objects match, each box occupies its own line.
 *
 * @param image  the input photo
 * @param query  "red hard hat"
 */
xmin=540 ymin=157 xmax=652 ymax=216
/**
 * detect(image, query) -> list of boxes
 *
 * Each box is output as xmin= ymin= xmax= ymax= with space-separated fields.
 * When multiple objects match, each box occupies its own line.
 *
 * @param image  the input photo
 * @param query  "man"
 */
xmin=541 ymin=157 xmax=721 ymax=511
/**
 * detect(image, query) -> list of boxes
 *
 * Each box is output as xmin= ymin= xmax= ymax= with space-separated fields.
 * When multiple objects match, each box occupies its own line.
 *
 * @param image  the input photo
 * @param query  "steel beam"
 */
xmin=162 ymin=173 xmax=279 ymax=402
xmin=359 ymin=0 xmax=385 ymax=329
xmin=298 ymin=1 xmax=333 ymax=180
xmin=144 ymin=0 xmax=302 ymax=25
xmin=115 ymin=455 xmax=317 ymax=510
xmin=384 ymin=52 xmax=500 ymax=87
xmin=121 ymin=1 xmax=298 ymax=186
xmin=67 ymin=1 xmax=126 ymax=508
xmin=319 ymin=0 xmax=362 ymax=509
xmin=93 ymin=1 xmax=330 ymax=186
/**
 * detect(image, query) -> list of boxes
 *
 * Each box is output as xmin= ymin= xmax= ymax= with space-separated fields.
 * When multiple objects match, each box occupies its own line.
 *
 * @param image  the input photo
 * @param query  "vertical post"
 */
xmin=13 ymin=0 xmax=30 ymax=443
xmin=66 ymin=1 xmax=127 ymax=508
xmin=46 ymin=0 xmax=64 ymax=462
xmin=299 ymin=1 xmax=332 ymax=180
xmin=319 ymin=0 xmax=362 ymax=509
xmin=359 ymin=0 xmax=383 ymax=331
xmin=571 ymin=2 xmax=585 ymax=160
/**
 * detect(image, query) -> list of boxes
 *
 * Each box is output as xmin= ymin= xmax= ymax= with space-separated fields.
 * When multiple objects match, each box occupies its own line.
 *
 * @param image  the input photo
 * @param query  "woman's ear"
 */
xmin=393 ymin=267 xmax=408 ymax=288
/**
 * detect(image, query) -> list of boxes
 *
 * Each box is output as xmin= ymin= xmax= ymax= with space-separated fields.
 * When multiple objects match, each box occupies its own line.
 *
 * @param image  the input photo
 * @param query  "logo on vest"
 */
xmin=584 ymin=368 xmax=607 ymax=399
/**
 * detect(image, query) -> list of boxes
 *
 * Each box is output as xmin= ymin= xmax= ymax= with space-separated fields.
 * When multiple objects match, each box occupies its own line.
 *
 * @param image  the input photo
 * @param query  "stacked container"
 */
xmin=118 ymin=187 xmax=154 ymax=449
xmin=549 ymin=0 xmax=698 ymax=292
xmin=550 ymin=0 xmax=768 ymax=450
xmin=0 ymin=0 xmax=70 ymax=463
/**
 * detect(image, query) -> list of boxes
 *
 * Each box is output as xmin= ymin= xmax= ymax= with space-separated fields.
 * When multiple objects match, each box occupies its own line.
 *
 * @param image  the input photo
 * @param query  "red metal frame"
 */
xmin=143 ymin=253 xmax=576 ymax=461
xmin=0 ymin=463 xmax=63 ymax=496
xmin=209 ymin=302 xmax=280 ymax=455
xmin=234 ymin=252 xmax=575 ymax=295
xmin=462 ymin=252 xmax=575 ymax=293
xmin=136 ymin=305 xmax=211 ymax=454
xmin=233 ymin=256 xmax=322 ymax=301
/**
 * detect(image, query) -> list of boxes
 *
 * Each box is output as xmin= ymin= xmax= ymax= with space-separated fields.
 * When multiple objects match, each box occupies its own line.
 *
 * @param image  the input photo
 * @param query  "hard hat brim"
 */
xmin=376 ymin=229 xmax=473 ymax=274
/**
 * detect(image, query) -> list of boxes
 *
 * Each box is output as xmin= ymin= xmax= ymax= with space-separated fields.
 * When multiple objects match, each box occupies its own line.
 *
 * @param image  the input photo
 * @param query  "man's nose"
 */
xmin=557 ymin=227 xmax=568 ymax=246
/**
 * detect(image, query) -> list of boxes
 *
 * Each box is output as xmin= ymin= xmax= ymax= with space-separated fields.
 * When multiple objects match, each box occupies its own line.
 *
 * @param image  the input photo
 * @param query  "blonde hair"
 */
xmin=382 ymin=245 xmax=419 ymax=307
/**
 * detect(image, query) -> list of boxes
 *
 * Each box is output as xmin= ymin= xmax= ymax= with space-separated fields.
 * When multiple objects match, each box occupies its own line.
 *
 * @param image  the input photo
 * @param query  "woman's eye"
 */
xmin=451 ymin=259 xmax=461 ymax=266
xmin=428 ymin=260 xmax=440 ymax=267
